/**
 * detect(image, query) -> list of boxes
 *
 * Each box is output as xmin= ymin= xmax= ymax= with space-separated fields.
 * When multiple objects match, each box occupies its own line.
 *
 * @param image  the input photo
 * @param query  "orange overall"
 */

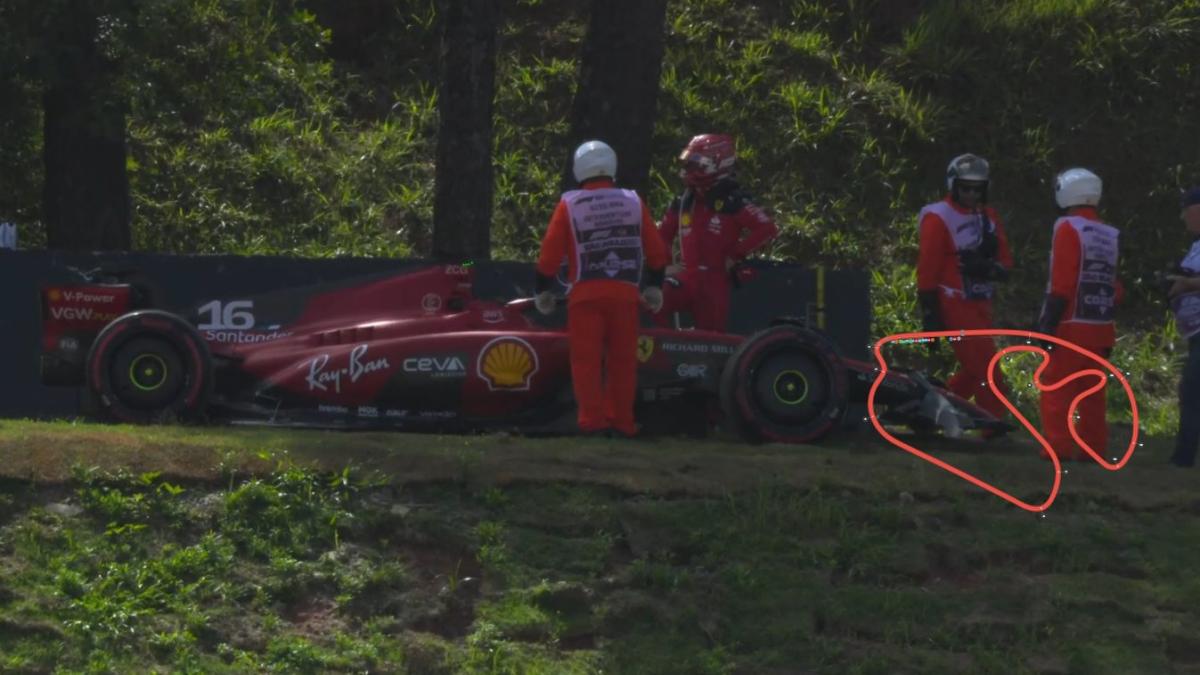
xmin=917 ymin=196 xmax=1014 ymax=420
xmin=536 ymin=179 xmax=669 ymax=436
xmin=1037 ymin=207 xmax=1123 ymax=460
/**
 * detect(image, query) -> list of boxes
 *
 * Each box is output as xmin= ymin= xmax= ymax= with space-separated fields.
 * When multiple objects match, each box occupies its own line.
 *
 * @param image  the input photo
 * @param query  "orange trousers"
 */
xmin=1039 ymin=346 xmax=1109 ymax=461
xmin=567 ymin=295 xmax=640 ymax=436
xmin=940 ymin=297 xmax=1010 ymax=420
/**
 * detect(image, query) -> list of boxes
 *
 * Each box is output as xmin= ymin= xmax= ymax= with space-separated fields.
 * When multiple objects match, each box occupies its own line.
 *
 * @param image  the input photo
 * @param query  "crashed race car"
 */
xmin=38 ymin=264 xmax=1014 ymax=443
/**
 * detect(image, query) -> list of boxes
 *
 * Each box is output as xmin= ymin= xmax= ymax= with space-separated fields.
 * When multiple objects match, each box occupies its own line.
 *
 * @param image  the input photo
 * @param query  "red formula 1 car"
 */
xmin=38 ymin=264 xmax=1014 ymax=444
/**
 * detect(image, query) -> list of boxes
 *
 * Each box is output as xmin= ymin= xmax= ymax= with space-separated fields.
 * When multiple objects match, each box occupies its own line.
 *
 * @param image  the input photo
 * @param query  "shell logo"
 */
xmin=477 ymin=336 xmax=539 ymax=391
xmin=48 ymin=289 xmax=61 ymax=302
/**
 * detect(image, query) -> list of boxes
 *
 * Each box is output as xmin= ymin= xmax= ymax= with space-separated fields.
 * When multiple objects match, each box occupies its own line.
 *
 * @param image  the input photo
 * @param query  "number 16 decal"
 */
xmin=197 ymin=300 xmax=255 ymax=330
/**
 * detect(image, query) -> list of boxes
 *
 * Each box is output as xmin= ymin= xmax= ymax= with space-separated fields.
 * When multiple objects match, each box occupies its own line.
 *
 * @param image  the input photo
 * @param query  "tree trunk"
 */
xmin=432 ymin=0 xmax=499 ymax=262
xmin=42 ymin=3 xmax=131 ymax=251
xmin=563 ymin=0 xmax=669 ymax=196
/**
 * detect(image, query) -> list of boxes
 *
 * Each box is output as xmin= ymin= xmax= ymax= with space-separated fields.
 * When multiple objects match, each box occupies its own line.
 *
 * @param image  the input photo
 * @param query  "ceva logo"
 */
xmin=403 ymin=355 xmax=466 ymax=377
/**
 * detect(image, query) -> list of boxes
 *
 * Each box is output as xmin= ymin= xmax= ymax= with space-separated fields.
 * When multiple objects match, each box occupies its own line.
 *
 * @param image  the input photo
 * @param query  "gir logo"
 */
xmin=477 ymin=336 xmax=539 ymax=391
xmin=636 ymin=336 xmax=654 ymax=363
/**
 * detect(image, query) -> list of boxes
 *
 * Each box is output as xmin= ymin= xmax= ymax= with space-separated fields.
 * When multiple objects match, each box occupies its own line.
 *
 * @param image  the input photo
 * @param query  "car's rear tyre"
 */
xmin=719 ymin=325 xmax=849 ymax=444
xmin=86 ymin=311 xmax=213 ymax=424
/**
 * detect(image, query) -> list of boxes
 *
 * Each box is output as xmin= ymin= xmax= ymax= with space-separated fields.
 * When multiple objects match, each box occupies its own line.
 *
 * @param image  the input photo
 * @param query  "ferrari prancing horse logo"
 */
xmin=637 ymin=336 xmax=654 ymax=363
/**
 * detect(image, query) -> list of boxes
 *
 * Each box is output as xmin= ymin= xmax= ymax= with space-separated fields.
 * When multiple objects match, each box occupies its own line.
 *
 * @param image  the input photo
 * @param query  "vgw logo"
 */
xmin=49 ymin=307 xmax=117 ymax=321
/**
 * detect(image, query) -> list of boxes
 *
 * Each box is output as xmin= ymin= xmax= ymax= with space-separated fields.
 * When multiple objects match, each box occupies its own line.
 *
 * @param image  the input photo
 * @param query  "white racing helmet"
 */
xmin=1054 ymin=168 xmax=1102 ymax=208
xmin=572 ymin=140 xmax=617 ymax=183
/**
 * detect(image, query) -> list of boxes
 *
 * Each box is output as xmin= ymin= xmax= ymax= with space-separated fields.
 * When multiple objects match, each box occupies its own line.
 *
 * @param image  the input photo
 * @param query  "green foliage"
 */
xmin=1 ymin=0 xmax=1197 ymax=270
xmin=0 ymin=461 xmax=428 ymax=672
xmin=220 ymin=462 xmax=359 ymax=558
xmin=123 ymin=0 xmax=437 ymax=256
xmin=4 ymin=436 xmax=1200 ymax=673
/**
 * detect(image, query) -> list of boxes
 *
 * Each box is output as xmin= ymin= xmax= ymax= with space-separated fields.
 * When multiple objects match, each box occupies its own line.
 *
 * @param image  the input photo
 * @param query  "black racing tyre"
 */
xmin=719 ymin=325 xmax=849 ymax=444
xmin=86 ymin=310 xmax=213 ymax=424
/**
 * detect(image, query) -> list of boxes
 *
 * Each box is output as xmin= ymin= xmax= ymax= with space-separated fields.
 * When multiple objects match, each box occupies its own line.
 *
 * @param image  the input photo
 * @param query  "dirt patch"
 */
xmin=1 ymin=423 xmax=1192 ymax=513
xmin=1167 ymin=635 xmax=1200 ymax=664
xmin=282 ymin=595 xmax=344 ymax=639
xmin=558 ymin=633 xmax=596 ymax=651
xmin=0 ymin=616 xmax=65 ymax=640
xmin=397 ymin=544 xmax=484 ymax=638
xmin=920 ymin=541 xmax=988 ymax=587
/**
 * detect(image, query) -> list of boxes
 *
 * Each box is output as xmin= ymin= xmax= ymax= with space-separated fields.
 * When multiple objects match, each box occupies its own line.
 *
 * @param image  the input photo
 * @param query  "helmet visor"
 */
xmin=679 ymin=152 xmax=715 ymax=173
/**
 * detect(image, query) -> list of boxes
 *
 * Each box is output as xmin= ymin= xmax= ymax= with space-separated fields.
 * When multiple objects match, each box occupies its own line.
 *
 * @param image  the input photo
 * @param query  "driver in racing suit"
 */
xmin=917 ymin=153 xmax=1014 ymax=428
xmin=653 ymin=134 xmax=779 ymax=333
xmin=534 ymin=140 xmax=669 ymax=438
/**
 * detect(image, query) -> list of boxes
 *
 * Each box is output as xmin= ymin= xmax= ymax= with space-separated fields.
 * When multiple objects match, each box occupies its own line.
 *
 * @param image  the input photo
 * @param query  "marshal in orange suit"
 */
xmin=916 ymin=153 xmax=1014 ymax=428
xmin=1035 ymin=168 xmax=1123 ymax=461
xmin=534 ymin=140 xmax=669 ymax=438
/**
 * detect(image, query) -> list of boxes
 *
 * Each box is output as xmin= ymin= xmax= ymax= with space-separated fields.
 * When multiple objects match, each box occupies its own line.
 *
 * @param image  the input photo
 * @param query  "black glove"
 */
xmin=1035 ymin=294 xmax=1068 ymax=351
xmin=918 ymin=290 xmax=943 ymax=355
xmin=918 ymin=290 xmax=943 ymax=332
xmin=644 ymin=265 xmax=665 ymax=289
xmin=534 ymin=270 xmax=555 ymax=295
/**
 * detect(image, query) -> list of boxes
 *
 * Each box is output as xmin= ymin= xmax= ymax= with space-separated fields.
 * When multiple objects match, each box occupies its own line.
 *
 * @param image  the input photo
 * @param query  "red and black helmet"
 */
xmin=678 ymin=134 xmax=736 ymax=190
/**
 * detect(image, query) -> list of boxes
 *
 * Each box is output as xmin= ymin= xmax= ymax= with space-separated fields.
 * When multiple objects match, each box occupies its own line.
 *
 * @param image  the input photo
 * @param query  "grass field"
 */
xmin=0 ymin=419 xmax=1197 ymax=674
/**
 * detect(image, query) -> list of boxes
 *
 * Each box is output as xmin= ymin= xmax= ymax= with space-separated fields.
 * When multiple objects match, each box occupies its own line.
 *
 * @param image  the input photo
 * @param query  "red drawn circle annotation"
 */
xmin=867 ymin=329 xmax=1139 ymax=513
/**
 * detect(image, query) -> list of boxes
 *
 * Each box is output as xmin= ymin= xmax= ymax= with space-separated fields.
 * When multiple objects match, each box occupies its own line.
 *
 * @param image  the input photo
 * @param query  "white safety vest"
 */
xmin=1050 ymin=216 xmax=1119 ymax=325
xmin=918 ymin=200 xmax=996 ymax=301
xmin=563 ymin=188 xmax=644 ymax=287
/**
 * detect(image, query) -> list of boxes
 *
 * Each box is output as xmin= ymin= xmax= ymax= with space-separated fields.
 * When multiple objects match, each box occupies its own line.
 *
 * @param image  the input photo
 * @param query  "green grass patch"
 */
xmin=1 ymin=421 xmax=1198 ymax=671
